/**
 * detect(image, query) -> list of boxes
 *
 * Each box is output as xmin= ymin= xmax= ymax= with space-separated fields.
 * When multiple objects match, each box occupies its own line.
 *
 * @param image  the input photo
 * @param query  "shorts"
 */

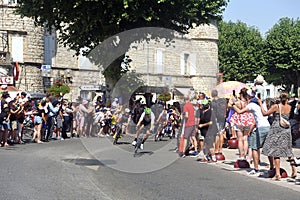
xmin=183 ymin=126 xmax=196 ymax=139
xmin=250 ymin=126 xmax=269 ymax=150
xmin=216 ymin=122 xmax=225 ymax=135
xmin=2 ymin=121 xmax=11 ymax=131
xmin=234 ymin=125 xmax=251 ymax=133
xmin=34 ymin=116 xmax=43 ymax=125
xmin=11 ymin=120 xmax=18 ymax=130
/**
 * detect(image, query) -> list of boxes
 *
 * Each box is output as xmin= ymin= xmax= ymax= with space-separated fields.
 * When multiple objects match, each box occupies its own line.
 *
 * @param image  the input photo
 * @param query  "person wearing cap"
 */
xmin=253 ymin=75 xmax=265 ymax=100
xmin=197 ymin=99 xmax=217 ymax=162
xmin=132 ymin=107 xmax=155 ymax=150
xmin=113 ymin=108 xmax=131 ymax=143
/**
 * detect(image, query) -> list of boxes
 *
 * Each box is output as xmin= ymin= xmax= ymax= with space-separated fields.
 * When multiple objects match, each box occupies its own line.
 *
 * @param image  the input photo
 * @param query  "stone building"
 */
xmin=127 ymin=23 xmax=219 ymax=101
xmin=0 ymin=1 xmax=104 ymax=101
xmin=0 ymin=1 xmax=44 ymax=93
xmin=1 ymin=1 xmax=219 ymax=103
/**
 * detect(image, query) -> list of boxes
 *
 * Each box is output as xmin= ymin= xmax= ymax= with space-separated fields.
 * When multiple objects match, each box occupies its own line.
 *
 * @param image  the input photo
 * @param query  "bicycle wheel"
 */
xmin=134 ymin=139 xmax=141 ymax=153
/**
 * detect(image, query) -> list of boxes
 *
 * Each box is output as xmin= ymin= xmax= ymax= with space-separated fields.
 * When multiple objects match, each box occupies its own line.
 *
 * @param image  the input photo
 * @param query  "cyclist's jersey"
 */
xmin=119 ymin=113 xmax=130 ymax=124
xmin=111 ymin=115 xmax=117 ymax=125
xmin=139 ymin=112 xmax=155 ymax=126
xmin=157 ymin=110 xmax=168 ymax=123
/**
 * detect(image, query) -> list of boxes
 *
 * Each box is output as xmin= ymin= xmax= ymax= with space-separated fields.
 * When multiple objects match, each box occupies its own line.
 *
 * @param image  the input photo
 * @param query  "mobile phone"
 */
xmin=232 ymin=90 xmax=236 ymax=97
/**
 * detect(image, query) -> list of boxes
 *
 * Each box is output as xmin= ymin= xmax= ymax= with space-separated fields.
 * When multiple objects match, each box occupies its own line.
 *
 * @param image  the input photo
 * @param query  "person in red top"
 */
xmin=180 ymin=95 xmax=198 ymax=157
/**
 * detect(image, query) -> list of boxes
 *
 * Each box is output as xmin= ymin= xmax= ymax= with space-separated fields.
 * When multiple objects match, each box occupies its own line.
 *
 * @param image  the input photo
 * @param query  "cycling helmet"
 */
xmin=144 ymin=107 xmax=151 ymax=115
xmin=124 ymin=108 xmax=130 ymax=113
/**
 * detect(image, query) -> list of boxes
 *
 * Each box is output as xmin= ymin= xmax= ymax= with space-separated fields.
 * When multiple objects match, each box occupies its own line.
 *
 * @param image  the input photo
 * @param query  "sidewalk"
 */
xmin=213 ymin=139 xmax=300 ymax=193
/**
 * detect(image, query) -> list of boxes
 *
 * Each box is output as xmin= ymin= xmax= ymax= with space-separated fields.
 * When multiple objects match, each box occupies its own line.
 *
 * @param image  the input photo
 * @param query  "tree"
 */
xmin=17 ymin=0 xmax=228 ymax=53
xmin=16 ymin=0 xmax=229 ymax=87
xmin=264 ymin=17 xmax=300 ymax=92
xmin=47 ymin=80 xmax=70 ymax=97
xmin=218 ymin=20 xmax=266 ymax=82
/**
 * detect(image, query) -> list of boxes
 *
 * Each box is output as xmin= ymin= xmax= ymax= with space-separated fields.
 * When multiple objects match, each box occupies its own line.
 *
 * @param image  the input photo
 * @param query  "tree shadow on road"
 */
xmin=63 ymin=158 xmax=116 ymax=166
xmin=133 ymin=151 xmax=154 ymax=158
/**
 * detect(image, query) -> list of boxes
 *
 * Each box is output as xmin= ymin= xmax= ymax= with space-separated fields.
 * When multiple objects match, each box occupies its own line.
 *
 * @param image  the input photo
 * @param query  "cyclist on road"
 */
xmin=132 ymin=107 xmax=155 ymax=149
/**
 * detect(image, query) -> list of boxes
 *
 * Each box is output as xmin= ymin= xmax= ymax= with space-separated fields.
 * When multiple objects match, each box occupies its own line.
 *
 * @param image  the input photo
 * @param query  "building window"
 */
xmin=180 ymin=52 xmax=196 ymax=76
xmin=156 ymin=49 xmax=163 ymax=74
xmin=11 ymin=36 xmax=23 ymax=63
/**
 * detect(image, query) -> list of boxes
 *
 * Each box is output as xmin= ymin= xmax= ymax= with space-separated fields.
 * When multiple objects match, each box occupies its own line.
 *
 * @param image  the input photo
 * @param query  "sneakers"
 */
xmin=180 ymin=153 xmax=186 ymax=158
xmin=247 ymin=169 xmax=261 ymax=176
xmin=140 ymin=143 xmax=144 ymax=150
xmin=190 ymin=151 xmax=198 ymax=157
xmin=294 ymin=157 xmax=300 ymax=166
xmin=207 ymin=159 xmax=217 ymax=164
xmin=132 ymin=140 xmax=137 ymax=146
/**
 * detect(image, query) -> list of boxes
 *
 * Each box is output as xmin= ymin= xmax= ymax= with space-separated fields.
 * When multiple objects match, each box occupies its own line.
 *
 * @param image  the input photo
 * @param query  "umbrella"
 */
xmin=214 ymin=81 xmax=248 ymax=98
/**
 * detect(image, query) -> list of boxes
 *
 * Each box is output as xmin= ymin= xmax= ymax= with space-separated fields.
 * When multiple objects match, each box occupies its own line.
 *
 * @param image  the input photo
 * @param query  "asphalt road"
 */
xmin=1 ymin=136 xmax=300 ymax=200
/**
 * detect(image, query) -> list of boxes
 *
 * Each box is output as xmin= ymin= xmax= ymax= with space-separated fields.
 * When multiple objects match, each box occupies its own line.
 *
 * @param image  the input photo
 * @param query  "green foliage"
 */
xmin=17 ymin=0 xmax=228 ymax=54
xmin=264 ymin=17 xmax=300 ymax=91
xmin=17 ymin=0 xmax=228 ymax=88
xmin=47 ymin=80 xmax=70 ymax=97
xmin=218 ymin=21 xmax=266 ymax=82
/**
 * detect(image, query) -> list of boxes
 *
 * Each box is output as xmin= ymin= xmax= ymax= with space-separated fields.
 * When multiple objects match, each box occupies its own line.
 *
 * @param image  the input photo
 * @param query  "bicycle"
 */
xmin=113 ymin=123 xmax=127 ymax=145
xmin=133 ymin=126 xmax=151 ymax=156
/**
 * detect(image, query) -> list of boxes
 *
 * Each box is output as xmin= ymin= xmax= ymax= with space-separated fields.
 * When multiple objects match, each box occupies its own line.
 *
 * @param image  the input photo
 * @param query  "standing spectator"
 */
xmin=45 ymin=97 xmax=60 ymax=141
xmin=9 ymin=99 xmax=22 ymax=144
xmin=32 ymin=100 xmax=47 ymax=143
xmin=77 ymin=99 xmax=90 ymax=137
xmin=229 ymin=88 xmax=255 ymax=160
xmin=61 ymin=102 xmax=73 ymax=139
xmin=289 ymin=93 xmax=299 ymax=145
xmin=55 ymin=101 xmax=64 ymax=140
xmin=0 ymin=107 xmax=11 ymax=147
xmin=18 ymin=92 xmax=28 ymax=104
xmin=231 ymin=89 xmax=271 ymax=176
xmin=197 ymin=99 xmax=218 ymax=163
xmin=180 ymin=94 xmax=198 ymax=157
xmin=293 ymin=101 xmax=300 ymax=144
xmin=258 ymin=92 xmax=297 ymax=180
xmin=210 ymin=90 xmax=227 ymax=155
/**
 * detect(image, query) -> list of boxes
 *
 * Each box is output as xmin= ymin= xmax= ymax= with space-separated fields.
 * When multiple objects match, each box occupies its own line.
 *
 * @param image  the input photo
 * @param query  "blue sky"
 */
xmin=222 ymin=0 xmax=300 ymax=35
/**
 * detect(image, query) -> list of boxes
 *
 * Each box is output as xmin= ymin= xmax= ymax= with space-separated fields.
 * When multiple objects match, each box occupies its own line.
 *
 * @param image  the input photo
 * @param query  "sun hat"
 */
xmin=254 ymin=75 xmax=264 ymax=84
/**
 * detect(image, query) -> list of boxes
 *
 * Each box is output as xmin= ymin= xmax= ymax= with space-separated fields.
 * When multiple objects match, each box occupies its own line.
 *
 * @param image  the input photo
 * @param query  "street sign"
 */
xmin=41 ymin=65 xmax=51 ymax=70
xmin=79 ymin=85 xmax=104 ymax=91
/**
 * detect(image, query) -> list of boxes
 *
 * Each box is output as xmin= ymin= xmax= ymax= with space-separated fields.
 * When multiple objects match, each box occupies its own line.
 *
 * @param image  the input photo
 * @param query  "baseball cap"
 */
xmin=201 ymin=99 xmax=209 ymax=106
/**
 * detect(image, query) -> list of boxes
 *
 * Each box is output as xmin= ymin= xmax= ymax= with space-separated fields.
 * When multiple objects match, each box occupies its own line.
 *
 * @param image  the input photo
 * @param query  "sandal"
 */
xmin=291 ymin=173 xmax=297 ymax=179
xmin=272 ymin=175 xmax=281 ymax=181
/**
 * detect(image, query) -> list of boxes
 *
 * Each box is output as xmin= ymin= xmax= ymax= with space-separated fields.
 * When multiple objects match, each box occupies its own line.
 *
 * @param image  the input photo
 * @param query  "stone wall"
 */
xmin=127 ymin=23 xmax=219 ymax=95
xmin=0 ymin=4 xmax=44 ymax=92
